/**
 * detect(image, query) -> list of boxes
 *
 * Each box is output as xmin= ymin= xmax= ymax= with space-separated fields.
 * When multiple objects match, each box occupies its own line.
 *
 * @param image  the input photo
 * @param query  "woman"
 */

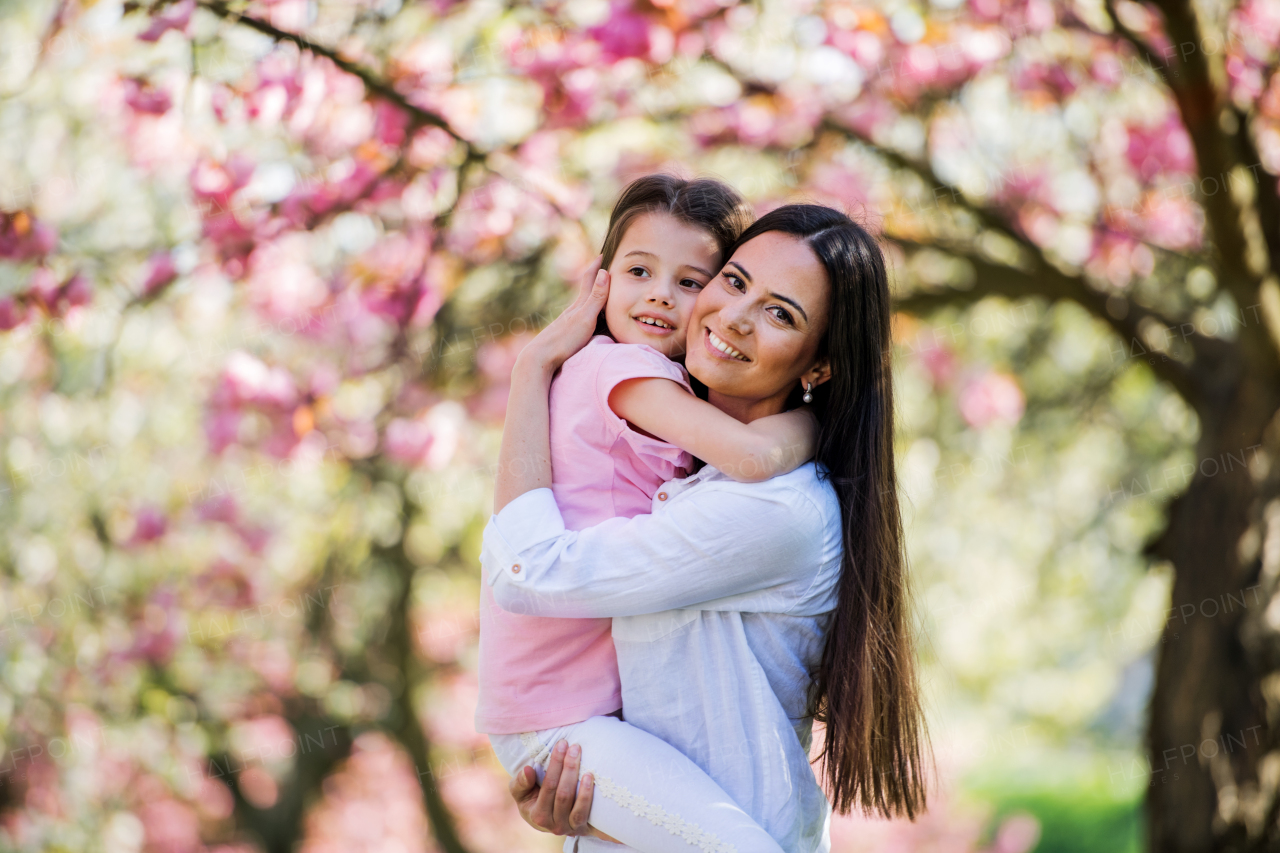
xmin=485 ymin=204 xmax=929 ymax=850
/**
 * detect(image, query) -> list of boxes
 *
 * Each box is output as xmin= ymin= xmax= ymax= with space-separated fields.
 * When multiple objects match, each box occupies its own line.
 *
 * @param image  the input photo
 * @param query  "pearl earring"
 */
xmin=802 ymin=382 xmax=813 ymax=404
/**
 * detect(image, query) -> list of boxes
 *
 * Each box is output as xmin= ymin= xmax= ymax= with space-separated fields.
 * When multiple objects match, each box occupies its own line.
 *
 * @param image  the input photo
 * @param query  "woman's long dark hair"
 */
xmin=728 ymin=204 xmax=929 ymax=819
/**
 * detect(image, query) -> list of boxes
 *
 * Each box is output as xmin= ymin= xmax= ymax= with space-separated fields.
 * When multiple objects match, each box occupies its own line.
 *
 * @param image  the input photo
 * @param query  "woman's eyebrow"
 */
xmin=728 ymin=261 xmax=809 ymax=322
xmin=770 ymin=292 xmax=809 ymax=323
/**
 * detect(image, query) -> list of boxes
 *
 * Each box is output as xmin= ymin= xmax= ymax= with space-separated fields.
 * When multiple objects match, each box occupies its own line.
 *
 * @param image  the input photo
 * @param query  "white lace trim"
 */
xmin=517 ymin=732 xmax=735 ymax=853
xmin=592 ymin=773 xmax=737 ymax=853
xmin=519 ymin=731 xmax=551 ymax=769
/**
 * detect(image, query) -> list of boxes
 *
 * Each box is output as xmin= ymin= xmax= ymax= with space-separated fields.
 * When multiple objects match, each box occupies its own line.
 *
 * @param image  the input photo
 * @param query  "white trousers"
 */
xmin=489 ymin=715 xmax=785 ymax=853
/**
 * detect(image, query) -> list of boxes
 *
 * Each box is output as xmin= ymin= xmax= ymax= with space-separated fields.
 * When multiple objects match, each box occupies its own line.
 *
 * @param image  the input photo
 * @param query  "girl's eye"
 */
xmin=629 ymin=266 xmax=649 ymax=278
xmin=768 ymin=306 xmax=794 ymax=325
xmin=680 ymin=279 xmax=706 ymax=291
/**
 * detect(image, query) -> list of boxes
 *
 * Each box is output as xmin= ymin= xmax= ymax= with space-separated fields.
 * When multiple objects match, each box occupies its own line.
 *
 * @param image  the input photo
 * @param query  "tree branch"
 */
xmin=1145 ymin=0 xmax=1261 ymax=306
xmin=196 ymin=1 xmax=469 ymax=145
xmin=1232 ymin=106 xmax=1280 ymax=284
xmin=890 ymin=237 xmax=1222 ymax=403
xmin=1102 ymin=0 xmax=1169 ymax=80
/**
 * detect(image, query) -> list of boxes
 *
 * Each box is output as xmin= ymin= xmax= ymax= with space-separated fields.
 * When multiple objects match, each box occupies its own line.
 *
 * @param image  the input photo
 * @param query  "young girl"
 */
xmin=476 ymin=175 xmax=818 ymax=852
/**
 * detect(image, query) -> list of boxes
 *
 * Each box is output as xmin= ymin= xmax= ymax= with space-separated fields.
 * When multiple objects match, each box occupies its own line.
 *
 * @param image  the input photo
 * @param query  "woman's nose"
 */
xmin=721 ymin=304 xmax=752 ymax=335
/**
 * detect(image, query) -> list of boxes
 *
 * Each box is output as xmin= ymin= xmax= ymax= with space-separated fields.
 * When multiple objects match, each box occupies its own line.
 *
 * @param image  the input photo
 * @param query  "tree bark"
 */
xmin=1142 ymin=365 xmax=1280 ymax=851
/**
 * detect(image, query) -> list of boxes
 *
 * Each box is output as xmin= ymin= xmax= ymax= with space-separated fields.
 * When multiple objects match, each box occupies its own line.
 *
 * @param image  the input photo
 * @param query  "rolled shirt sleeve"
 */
xmin=481 ymin=478 xmax=829 ymax=619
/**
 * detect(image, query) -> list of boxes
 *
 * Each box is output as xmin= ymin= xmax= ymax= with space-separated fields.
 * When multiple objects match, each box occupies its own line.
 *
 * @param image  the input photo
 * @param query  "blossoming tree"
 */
xmin=1 ymin=0 xmax=1278 ymax=851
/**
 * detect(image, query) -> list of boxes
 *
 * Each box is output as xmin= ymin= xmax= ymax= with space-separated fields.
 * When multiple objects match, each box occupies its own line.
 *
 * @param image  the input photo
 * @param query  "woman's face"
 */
xmin=685 ymin=231 xmax=831 ymax=416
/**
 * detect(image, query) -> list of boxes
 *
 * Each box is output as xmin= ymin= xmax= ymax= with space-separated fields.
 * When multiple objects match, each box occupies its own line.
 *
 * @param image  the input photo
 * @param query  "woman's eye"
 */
xmin=723 ymin=274 xmax=744 ymax=291
xmin=769 ymin=306 xmax=794 ymax=325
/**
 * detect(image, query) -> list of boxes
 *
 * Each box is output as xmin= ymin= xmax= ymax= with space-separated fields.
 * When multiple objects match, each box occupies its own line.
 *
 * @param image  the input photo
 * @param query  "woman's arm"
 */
xmin=609 ymin=378 xmax=816 ymax=483
xmin=494 ymin=258 xmax=610 ymax=513
xmin=482 ymin=482 xmax=832 ymax=619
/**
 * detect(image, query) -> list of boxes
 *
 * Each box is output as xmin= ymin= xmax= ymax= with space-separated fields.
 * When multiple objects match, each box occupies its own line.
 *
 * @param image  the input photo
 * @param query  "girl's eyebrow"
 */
xmin=727 ymin=261 xmax=809 ymax=322
xmin=626 ymin=249 xmax=714 ymax=278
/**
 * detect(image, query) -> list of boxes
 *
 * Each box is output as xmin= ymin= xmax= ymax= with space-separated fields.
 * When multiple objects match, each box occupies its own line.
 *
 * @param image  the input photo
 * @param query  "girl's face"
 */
xmin=604 ymin=212 xmax=722 ymax=360
xmin=685 ymin=231 xmax=831 ymax=416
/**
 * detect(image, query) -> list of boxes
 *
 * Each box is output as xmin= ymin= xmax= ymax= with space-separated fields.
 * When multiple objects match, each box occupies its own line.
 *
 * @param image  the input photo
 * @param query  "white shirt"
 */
xmin=481 ymin=461 xmax=844 ymax=853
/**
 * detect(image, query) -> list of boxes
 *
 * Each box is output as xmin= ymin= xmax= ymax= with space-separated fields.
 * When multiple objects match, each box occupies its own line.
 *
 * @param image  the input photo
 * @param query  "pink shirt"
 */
xmin=476 ymin=335 xmax=693 ymax=733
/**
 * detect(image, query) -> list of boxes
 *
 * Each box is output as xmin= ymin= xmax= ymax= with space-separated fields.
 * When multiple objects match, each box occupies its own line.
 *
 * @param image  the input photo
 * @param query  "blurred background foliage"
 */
xmin=1 ymin=0 xmax=1279 ymax=851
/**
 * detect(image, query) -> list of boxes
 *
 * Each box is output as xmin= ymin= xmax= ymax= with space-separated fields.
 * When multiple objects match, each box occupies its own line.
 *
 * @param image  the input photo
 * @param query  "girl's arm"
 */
xmin=494 ymin=258 xmax=610 ymax=513
xmin=609 ymin=378 xmax=816 ymax=483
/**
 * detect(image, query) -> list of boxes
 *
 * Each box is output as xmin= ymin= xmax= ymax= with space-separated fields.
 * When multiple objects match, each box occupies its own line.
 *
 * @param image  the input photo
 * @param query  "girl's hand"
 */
xmin=516 ymin=255 xmax=610 ymax=376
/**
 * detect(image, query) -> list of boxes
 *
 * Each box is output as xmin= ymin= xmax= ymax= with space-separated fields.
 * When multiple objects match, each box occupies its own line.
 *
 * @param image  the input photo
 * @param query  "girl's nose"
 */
xmin=645 ymin=279 xmax=676 ymax=308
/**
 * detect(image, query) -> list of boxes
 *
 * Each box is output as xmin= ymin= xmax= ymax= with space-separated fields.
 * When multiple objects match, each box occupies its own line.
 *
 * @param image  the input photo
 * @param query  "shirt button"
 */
xmin=512 ymin=564 xmax=521 ymax=574
xmin=657 ymin=492 xmax=668 ymax=501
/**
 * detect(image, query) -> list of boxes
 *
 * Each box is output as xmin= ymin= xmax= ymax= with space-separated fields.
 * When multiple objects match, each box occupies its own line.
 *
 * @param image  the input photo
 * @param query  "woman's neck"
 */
xmin=706 ymin=389 xmax=789 ymax=424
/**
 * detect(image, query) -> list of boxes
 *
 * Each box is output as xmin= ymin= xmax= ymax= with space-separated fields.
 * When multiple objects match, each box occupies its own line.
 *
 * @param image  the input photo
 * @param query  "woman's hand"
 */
xmin=515 ymin=255 xmax=610 ymax=377
xmin=508 ymin=740 xmax=606 ymax=838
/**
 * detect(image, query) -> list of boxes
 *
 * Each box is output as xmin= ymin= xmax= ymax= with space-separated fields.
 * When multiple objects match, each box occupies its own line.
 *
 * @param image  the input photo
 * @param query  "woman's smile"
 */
xmin=704 ymin=327 xmax=749 ymax=361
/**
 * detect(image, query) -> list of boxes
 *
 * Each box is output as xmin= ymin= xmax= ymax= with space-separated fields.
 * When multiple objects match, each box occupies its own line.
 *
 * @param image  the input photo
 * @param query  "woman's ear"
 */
xmin=804 ymin=357 xmax=832 ymax=389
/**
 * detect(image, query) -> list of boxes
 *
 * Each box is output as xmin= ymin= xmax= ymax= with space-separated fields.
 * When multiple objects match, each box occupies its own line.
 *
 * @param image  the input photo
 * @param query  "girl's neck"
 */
xmin=706 ymin=389 xmax=789 ymax=424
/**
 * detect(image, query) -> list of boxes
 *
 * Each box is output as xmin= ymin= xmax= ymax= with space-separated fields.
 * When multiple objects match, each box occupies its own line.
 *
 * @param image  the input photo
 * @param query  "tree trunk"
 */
xmin=1145 ymin=363 xmax=1280 ymax=851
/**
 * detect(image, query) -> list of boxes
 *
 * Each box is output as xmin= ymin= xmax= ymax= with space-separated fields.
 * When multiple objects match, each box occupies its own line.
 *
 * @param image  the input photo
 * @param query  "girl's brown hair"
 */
xmin=600 ymin=174 xmax=752 ymax=271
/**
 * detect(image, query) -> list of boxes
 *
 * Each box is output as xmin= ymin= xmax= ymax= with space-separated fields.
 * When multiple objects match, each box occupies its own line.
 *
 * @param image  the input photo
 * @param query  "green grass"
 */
xmin=964 ymin=752 xmax=1145 ymax=853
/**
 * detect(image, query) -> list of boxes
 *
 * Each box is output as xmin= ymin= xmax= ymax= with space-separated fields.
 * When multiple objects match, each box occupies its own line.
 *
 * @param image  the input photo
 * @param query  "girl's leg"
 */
xmin=520 ymin=715 xmax=786 ymax=853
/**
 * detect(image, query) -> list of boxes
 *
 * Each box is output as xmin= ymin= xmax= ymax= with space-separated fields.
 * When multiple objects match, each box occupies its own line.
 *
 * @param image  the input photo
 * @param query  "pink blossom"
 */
xmin=137 ymin=0 xmax=195 ymax=43
xmin=1125 ymin=115 xmax=1196 ymax=181
xmin=993 ymin=812 xmax=1042 ymax=853
xmin=1137 ymin=193 xmax=1204 ymax=250
xmin=0 ymin=211 xmax=57 ymax=261
xmin=920 ymin=343 xmax=958 ymax=388
xmin=1091 ymin=52 xmax=1124 ymax=87
xmin=236 ymin=523 xmax=272 ymax=553
xmin=196 ymin=494 xmax=240 ymax=525
xmin=218 ymin=352 xmax=300 ymax=410
xmin=203 ymin=409 xmax=242 ymax=455
xmin=131 ymin=590 xmax=179 ymax=664
xmin=407 ymin=127 xmax=457 ymax=170
xmin=958 ymin=371 xmax=1025 ymax=428
xmin=191 ymin=156 xmax=264 ymax=272
xmin=415 ymin=608 xmax=478 ymax=664
xmin=590 ymin=3 xmax=653 ymax=61
xmin=0 ymin=296 xmax=27 ymax=330
xmin=130 ymin=507 xmax=168 ymax=544
xmin=142 ymin=252 xmax=178 ymax=298
xmin=298 ymin=733 xmax=430 ymax=853
xmin=194 ymin=558 xmax=257 ymax=608
xmin=385 ymin=417 xmax=435 ymax=466
xmin=247 ymin=236 xmax=329 ymax=320
xmin=123 ymin=78 xmax=173 ymax=115
xmin=373 ymin=100 xmax=410 ymax=148
xmin=28 ymin=267 xmax=61 ymax=311
xmin=230 ymin=715 xmax=295 ymax=765
xmin=424 ymin=672 xmax=487 ymax=750
xmin=138 ymin=797 xmax=200 ymax=853
xmin=59 ymin=273 xmax=91 ymax=309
